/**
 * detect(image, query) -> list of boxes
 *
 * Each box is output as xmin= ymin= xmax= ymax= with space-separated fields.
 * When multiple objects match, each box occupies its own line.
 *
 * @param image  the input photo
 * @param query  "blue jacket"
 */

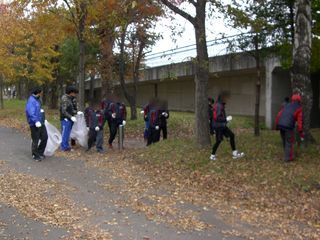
xmin=26 ymin=95 xmax=44 ymax=126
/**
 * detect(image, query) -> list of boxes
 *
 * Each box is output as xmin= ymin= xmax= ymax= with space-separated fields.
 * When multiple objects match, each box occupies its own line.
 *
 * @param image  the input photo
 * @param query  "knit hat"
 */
xmin=291 ymin=94 xmax=301 ymax=102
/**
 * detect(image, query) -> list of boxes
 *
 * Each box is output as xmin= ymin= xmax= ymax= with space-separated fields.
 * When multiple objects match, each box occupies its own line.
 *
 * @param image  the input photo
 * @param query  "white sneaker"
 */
xmin=210 ymin=154 xmax=217 ymax=161
xmin=232 ymin=150 xmax=244 ymax=159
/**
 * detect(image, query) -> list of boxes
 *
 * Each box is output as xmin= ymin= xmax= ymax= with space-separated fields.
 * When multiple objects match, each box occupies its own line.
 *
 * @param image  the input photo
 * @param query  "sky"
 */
xmin=146 ymin=1 xmax=239 ymax=67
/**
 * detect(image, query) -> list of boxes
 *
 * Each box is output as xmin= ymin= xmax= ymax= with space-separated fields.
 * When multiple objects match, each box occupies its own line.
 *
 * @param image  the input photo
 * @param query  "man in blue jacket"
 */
xmin=25 ymin=87 xmax=48 ymax=161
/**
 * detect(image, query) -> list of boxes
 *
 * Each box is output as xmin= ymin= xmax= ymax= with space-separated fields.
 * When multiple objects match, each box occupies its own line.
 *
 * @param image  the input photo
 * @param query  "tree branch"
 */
xmin=62 ymin=0 xmax=79 ymax=37
xmin=188 ymin=0 xmax=197 ymax=6
xmin=160 ymin=0 xmax=195 ymax=25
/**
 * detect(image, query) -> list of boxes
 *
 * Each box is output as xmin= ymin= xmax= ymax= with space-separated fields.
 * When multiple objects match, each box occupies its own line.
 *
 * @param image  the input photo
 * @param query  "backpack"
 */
xmin=148 ymin=109 xmax=160 ymax=128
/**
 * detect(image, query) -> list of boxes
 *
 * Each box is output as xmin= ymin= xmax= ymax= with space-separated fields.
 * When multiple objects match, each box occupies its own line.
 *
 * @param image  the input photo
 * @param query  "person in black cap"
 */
xmin=60 ymin=86 xmax=79 ymax=151
xmin=25 ymin=87 xmax=48 ymax=161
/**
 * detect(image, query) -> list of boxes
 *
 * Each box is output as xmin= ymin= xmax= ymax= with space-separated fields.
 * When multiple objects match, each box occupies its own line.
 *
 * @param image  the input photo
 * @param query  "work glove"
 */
xmin=95 ymin=126 xmax=100 ymax=132
xmin=45 ymin=120 xmax=48 ymax=124
xmin=162 ymin=112 xmax=168 ymax=118
xmin=35 ymin=121 xmax=42 ymax=128
xmin=226 ymin=116 xmax=233 ymax=122
xmin=77 ymin=111 xmax=84 ymax=116
xmin=41 ymin=109 xmax=45 ymax=113
xmin=122 ymin=120 xmax=126 ymax=126
xmin=71 ymin=116 xmax=77 ymax=122
xmin=112 ymin=113 xmax=116 ymax=119
xmin=86 ymin=127 xmax=90 ymax=131
xmin=300 ymin=132 xmax=305 ymax=142
xmin=155 ymin=126 xmax=159 ymax=130
xmin=140 ymin=110 xmax=144 ymax=114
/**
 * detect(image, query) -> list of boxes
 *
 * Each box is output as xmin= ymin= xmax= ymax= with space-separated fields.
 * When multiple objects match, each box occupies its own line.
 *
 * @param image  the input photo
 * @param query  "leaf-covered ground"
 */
xmin=0 ymin=99 xmax=319 ymax=239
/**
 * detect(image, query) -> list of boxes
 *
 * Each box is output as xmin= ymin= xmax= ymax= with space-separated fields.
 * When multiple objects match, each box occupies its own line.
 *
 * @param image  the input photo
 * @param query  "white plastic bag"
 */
xmin=44 ymin=121 xmax=62 ymax=157
xmin=70 ymin=114 xmax=88 ymax=148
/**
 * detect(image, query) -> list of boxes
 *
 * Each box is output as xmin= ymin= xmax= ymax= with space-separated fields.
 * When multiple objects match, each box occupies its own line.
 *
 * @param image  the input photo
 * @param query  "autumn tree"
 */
xmin=117 ymin=0 xmax=161 ymax=120
xmin=59 ymin=0 xmax=91 ymax=110
xmin=159 ymin=0 xmax=217 ymax=147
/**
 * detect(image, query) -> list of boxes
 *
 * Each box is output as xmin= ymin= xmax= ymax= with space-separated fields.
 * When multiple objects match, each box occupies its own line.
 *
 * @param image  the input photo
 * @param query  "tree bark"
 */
xmin=194 ymin=1 xmax=211 ymax=146
xmin=78 ymin=39 xmax=85 ymax=111
xmin=161 ymin=0 xmax=211 ymax=147
xmin=89 ymin=70 xmax=95 ymax=104
xmin=49 ymin=79 xmax=59 ymax=109
xmin=291 ymin=0 xmax=314 ymax=143
xmin=118 ymin=26 xmax=137 ymax=120
xmin=99 ymin=30 xmax=115 ymax=99
xmin=254 ymin=35 xmax=261 ymax=136
xmin=0 ymin=75 xmax=4 ymax=109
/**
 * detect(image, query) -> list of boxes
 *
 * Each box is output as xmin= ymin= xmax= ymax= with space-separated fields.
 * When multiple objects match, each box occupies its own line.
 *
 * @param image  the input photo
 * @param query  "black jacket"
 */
xmin=212 ymin=97 xmax=227 ymax=128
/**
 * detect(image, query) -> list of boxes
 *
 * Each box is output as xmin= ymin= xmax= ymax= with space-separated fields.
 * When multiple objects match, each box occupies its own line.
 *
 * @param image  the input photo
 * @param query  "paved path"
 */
xmin=0 ymin=127 xmax=255 ymax=240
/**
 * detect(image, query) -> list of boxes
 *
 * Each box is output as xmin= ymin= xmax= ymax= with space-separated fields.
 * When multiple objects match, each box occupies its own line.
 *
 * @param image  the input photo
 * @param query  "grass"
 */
xmin=1 ymin=99 xmax=320 ymax=194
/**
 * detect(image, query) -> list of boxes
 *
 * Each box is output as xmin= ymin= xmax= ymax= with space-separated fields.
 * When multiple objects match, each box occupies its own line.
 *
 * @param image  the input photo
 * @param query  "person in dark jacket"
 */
xmin=146 ymin=102 xmax=161 ymax=146
xmin=159 ymin=100 xmax=169 ymax=140
xmin=25 ymin=87 xmax=48 ymax=161
xmin=210 ymin=91 xmax=244 ymax=161
xmin=275 ymin=94 xmax=304 ymax=162
xmin=107 ymin=101 xmax=127 ymax=148
xmin=141 ymin=103 xmax=150 ymax=141
xmin=85 ymin=103 xmax=105 ymax=153
xmin=60 ymin=86 xmax=79 ymax=151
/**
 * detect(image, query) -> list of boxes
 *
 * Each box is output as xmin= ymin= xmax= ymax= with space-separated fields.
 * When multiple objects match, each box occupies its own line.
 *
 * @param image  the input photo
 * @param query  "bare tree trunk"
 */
xmin=254 ymin=35 xmax=261 ymax=136
xmin=194 ymin=1 xmax=211 ymax=147
xmin=0 ymin=75 xmax=4 ymax=109
xmin=78 ymin=39 xmax=85 ymax=111
xmin=49 ymin=79 xmax=59 ymax=109
xmin=291 ymin=0 xmax=314 ymax=144
xmin=100 ymin=30 xmax=115 ymax=98
xmin=118 ymin=26 xmax=137 ymax=120
xmin=161 ymin=0 xmax=210 ymax=147
xmin=89 ymin=70 xmax=95 ymax=104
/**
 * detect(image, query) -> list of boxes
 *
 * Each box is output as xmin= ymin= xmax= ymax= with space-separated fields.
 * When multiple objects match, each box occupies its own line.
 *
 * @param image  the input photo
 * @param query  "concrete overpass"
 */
xmin=85 ymin=52 xmax=320 ymax=129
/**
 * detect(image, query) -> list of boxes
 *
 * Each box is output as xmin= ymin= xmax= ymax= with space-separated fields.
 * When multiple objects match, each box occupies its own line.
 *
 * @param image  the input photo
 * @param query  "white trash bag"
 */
xmin=70 ymin=114 xmax=88 ymax=148
xmin=44 ymin=121 xmax=62 ymax=157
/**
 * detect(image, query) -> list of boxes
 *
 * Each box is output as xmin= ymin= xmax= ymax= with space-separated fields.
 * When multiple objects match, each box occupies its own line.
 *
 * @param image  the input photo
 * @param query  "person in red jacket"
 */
xmin=275 ymin=94 xmax=304 ymax=162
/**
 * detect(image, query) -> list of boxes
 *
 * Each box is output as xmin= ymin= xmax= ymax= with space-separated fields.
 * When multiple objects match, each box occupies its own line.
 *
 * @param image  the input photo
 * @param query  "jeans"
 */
xmin=88 ymin=129 xmax=104 ymax=151
xmin=61 ymin=119 xmax=73 ymax=151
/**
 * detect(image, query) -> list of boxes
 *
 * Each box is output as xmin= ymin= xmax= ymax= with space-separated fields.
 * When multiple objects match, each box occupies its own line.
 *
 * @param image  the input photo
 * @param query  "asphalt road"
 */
xmin=0 ymin=127 xmax=253 ymax=240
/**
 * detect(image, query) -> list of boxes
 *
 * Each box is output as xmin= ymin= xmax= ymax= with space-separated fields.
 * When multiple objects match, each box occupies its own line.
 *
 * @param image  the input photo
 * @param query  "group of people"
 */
xmin=25 ymin=85 xmax=304 ymax=163
xmin=25 ymin=86 xmax=128 ymax=161
xmin=207 ymin=91 xmax=304 ymax=162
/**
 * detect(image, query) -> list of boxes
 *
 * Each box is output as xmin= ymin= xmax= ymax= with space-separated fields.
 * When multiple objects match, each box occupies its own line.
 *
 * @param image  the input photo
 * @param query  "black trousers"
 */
xmin=147 ymin=127 xmax=160 ymax=146
xmin=108 ymin=121 xmax=118 ymax=145
xmin=160 ymin=123 xmax=167 ymax=140
xmin=280 ymin=129 xmax=295 ymax=161
xmin=30 ymin=125 xmax=48 ymax=158
xmin=211 ymin=127 xmax=236 ymax=155
xmin=88 ymin=129 xmax=104 ymax=151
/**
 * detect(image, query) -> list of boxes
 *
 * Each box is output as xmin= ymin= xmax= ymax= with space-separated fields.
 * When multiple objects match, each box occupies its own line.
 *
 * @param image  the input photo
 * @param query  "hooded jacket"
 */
xmin=276 ymin=95 xmax=303 ymax=132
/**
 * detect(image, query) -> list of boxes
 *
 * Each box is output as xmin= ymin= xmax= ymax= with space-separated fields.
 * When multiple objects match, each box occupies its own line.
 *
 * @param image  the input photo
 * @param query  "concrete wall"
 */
xmin=117 ymin=69 xmax=267 ymax=118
